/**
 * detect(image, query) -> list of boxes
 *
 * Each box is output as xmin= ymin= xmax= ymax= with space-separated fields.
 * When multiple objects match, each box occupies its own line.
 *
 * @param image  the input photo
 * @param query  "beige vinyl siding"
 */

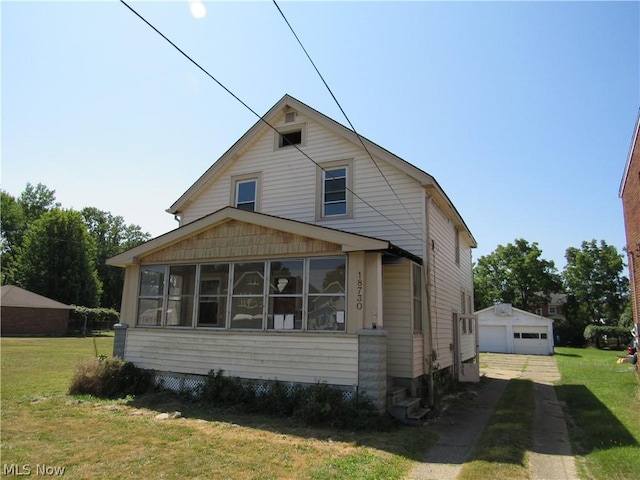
xmin=180 ymin=111 xmax=425 ymax=256
xmin=383 ymin=262 xmax=412 ymax=377
xmin=125 ymin=329 xmax=358 ymax=386
xmin=427 ymin=197 xmax=474 ymax=370
xmin=413 ymin=333 xmax=424 ymax=376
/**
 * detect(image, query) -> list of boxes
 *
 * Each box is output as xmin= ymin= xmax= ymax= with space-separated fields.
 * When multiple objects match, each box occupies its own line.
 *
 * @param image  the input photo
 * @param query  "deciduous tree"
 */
xmin=15 ymin=209 xmax=102 ymax=307
xmin=473 ymin=239 xmax=562 ymax=311
xmin=563 ymin=240 xmax=629 ymax=326
xmin=81 ymin=207 xmax=150 ymax=309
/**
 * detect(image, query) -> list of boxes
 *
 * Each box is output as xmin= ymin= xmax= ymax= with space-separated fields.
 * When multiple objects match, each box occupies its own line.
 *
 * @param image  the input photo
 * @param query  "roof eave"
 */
xmin=108 ymin=207 xmax=400 ymax=267
xmin=619 ymin=108 xmax=640 ymax=198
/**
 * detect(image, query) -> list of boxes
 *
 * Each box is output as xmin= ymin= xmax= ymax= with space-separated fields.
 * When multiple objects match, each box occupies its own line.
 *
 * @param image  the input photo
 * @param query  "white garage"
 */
xmin=476 ymin=303 xmax=554 ymax=356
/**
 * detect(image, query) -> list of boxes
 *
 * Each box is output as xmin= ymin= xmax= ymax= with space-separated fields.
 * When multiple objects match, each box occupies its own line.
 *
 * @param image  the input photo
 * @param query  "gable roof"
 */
xmin=166 ymin=94 xmax=477 ymax=248
xmin=107 ymin=206 xmax=421 ymax=267
xmin=1 ymin=285 xmax=73 ymax=310
xmin=475 ymin=303 xmax=552 ymax=323
xmin=620 ymin=108 xmax=640 ymax=197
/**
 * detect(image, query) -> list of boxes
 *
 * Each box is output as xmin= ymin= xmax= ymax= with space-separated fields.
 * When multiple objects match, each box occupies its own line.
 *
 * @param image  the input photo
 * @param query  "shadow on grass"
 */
xmin=556 ymin=384 xmax=638 ymax=454
xmin=126 ymin=390 xmax=437 ymax=461
xmin=553 ymin=351 xmax=583 ymax=358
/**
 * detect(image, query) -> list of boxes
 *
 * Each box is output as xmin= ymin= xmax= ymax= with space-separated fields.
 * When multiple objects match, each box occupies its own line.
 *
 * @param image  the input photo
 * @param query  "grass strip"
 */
xmin=555 ymin=347 xmax=640 ymax=480
xmin=457 ymin=379 xmax=534 ymax=480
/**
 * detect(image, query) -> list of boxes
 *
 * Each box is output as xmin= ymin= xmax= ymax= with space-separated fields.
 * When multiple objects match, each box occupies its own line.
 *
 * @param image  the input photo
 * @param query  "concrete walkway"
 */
xmin=406 ymin=353 xmax=578 ymax=480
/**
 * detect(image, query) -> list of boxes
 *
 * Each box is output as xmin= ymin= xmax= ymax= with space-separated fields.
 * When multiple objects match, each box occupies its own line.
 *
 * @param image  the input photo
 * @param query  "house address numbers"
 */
xmin=356 ymin=271 xmax=363 ymax=310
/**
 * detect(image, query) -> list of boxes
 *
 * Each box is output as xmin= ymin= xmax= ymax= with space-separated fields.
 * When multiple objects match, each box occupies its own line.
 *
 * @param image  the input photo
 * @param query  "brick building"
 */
xmin=1 ymin=285 xmax=72 ymax=336
xmin=620 ymin=110 xmax=640 ymax=352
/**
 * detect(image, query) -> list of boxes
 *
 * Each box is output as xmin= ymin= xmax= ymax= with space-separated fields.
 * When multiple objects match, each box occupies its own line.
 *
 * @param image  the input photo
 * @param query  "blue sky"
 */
xmin=2 ymin=0 xmax=639 ymax=270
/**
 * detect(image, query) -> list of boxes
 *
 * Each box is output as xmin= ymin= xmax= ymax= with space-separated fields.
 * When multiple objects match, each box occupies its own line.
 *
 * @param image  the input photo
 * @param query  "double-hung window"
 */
xmin=231 ymin=174 xmax=261 ymax=212
xmin=235 ymin=180 xmax=257 ymax=211
xmin=323 ymin=168 xmax=347 ymax=216
xmin=317 ymin=160 xmax=352 ymax=220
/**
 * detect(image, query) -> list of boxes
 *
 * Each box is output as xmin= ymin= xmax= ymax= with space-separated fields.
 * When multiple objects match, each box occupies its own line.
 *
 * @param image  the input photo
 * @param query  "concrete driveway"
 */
xmin=481 ymin=352 xmax=561 ymax=384
xmin=408 ymin=353 xmax=578 ymax=480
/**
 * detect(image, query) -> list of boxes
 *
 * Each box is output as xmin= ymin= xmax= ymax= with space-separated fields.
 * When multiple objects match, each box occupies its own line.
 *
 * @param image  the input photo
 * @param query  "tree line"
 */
xmin=1 ymin=183 xmax=151 ymax=310
xmin=474 ymin=238 xmax=631 ymax=345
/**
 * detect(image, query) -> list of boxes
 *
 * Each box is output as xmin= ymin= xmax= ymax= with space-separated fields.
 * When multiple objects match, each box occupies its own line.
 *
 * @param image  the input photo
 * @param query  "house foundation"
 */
xmin=113 ymin=323 xmax=128 ymax=359
xmin=357 ymin=328 xmax=387 ymax=413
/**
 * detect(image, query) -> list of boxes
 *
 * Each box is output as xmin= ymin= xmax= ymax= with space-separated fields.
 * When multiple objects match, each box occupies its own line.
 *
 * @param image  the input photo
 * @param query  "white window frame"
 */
xmin=549 ymin=306 xmax=557 ymax=315
xmin=315 ymin=159 xmax=353 ymax=221
xmin=230 ymin=173 xmax=262 ymax=212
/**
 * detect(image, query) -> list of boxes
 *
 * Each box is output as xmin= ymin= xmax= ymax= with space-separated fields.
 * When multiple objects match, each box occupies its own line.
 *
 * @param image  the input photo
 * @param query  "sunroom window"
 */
xmin=230 ymin=262 xmax=265 ymax=329
xmin=137 ymin=265 xmax=165 ymax=326
xmin=136 ymin=256 xmax=347 ymax=332
xmin=166 ymin=265 xmax=196 ymax=327
xmin=268 ymin=260 xmax=304 ymax=330
xmin=198 ymin=264 xmax=229 ymax=327
xmin=308 ymin=257 xmax=346 ymax=331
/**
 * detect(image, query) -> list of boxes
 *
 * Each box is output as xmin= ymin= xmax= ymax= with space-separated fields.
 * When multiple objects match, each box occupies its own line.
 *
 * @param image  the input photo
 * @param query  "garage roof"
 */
xmin=1 ymin=286 xmax=73 ymax=310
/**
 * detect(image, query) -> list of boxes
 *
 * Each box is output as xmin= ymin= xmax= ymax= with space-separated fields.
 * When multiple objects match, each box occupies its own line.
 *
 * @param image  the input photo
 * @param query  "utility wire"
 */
xmin=120 ymin=0 xmax=425 ymax=244
xmin=272 ymin=0 xmax=424 ymax=232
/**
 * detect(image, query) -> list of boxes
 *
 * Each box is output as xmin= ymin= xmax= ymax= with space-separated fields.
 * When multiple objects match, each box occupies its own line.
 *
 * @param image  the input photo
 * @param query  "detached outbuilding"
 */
xmin=1 ymin=285 xmax=72 ymax=336
xmin=476 ymin=303 xmax=554 ymax=355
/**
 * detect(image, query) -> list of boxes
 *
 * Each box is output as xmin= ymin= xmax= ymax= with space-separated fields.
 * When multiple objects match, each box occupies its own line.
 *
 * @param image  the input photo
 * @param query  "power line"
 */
xmin=272 ymin=0 xmax=424 ymax=232
xmin=119 ymin=0 xmax=424 ymax=244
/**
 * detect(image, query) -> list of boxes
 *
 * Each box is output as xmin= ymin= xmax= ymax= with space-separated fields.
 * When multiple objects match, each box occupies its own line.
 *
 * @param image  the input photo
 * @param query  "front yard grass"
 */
xmin=555 ymin=346 xmax=640 ymax=480
xmin=1 ymin=336 xmax=436 ymax=479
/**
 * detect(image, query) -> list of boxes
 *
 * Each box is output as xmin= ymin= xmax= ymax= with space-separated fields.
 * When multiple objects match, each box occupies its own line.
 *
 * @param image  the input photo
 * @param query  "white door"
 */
xmin=513 ymin=326 xmax=549 ymax=355
xmin=479 ymin=325 xmax=508 ymax=353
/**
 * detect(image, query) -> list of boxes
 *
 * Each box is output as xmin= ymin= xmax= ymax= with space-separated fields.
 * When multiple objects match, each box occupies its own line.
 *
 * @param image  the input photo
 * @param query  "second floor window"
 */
xmin=235 ymin=179 xmax=257 ymax=212
xmin=323 ymin=167 xmax=347 ymax=217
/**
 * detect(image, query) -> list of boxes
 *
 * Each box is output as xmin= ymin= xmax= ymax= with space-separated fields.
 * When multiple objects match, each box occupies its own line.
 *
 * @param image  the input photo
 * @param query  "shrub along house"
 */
xmin=108 ymin=95 xmax=478 ymax=418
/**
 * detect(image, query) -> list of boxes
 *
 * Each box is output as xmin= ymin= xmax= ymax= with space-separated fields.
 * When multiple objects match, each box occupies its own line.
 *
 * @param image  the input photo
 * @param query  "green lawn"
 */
xmin=5 ymin=338 xmax=636 ymax=479
xmin=456 ymin=347 xmax=639 ymax=480
xmin=1 ymin=336 xmax=435 ymax=479
xmin=458 ymin=379 xmax=534 ymax=480
xmin=554 ymin=346 xmax=640 ymax=480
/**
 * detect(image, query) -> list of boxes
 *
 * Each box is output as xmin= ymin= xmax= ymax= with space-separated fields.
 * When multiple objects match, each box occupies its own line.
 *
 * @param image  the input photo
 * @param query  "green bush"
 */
xmin=69 ymin=306 xmax=119 ymax=334
xmin=583 ymin=324 xmax=632 ymax=348
xmin=198 ymin=369 xmax=380 ymax=429
xmin=69 ymin=357 xmax=152 ymax=398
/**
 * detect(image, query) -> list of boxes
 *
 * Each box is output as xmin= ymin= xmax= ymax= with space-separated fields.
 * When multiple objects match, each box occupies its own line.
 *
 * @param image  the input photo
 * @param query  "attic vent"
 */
xmin=494 ymin=303 xmax=513 ymax=316
xmin=285 ymin=112 xmax=296 ymax=123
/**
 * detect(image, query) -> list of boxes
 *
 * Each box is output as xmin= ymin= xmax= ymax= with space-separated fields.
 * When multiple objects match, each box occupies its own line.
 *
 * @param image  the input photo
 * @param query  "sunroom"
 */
xmin=107 ymin=207 xmax=423 ymax=410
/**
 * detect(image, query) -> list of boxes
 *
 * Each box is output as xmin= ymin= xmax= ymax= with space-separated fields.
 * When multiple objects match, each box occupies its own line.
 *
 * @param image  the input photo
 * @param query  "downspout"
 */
xmin=423 ymin=193 xmax=435 ymax=406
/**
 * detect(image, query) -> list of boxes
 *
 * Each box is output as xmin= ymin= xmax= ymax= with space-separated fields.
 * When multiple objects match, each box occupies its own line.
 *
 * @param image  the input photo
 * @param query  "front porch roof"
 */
xmin=107 ymin=207 xmax=421 ymax=267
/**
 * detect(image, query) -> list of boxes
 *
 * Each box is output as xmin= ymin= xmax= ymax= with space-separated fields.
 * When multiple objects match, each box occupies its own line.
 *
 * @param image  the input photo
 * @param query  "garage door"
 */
xmin=513 ymin=326 xmax=549 ymax=355
xmin=480 ymin=325 xmax=507 ymax=353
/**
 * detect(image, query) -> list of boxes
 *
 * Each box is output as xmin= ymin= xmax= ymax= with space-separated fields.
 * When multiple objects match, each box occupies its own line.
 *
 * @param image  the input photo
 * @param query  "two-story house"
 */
xmin=108 ymin=95 xmax=478 ymax=416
